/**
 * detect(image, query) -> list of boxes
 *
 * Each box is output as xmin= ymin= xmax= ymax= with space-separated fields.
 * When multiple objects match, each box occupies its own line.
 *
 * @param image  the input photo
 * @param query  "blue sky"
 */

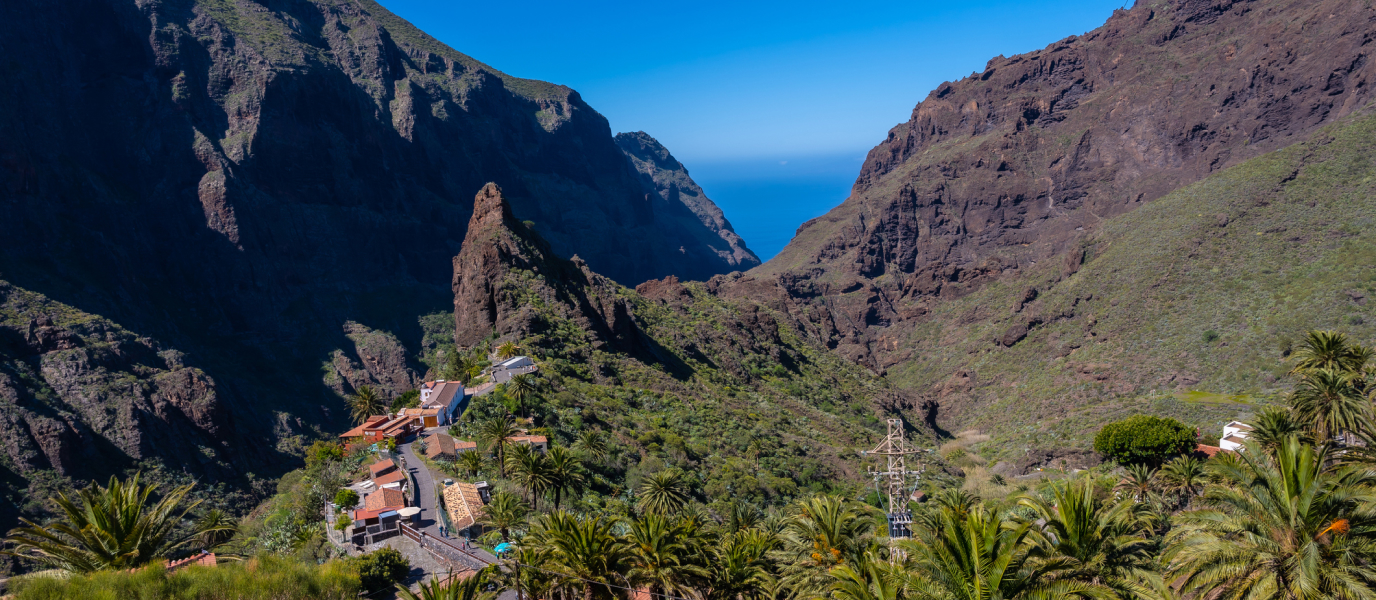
xmin=380 ymin=0 xmax=1131 ymax=259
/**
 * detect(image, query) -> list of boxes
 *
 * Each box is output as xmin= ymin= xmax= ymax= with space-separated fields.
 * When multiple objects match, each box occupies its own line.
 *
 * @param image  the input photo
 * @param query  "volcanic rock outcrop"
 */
xmin=453 ymin=183 xmax=662 ymax=360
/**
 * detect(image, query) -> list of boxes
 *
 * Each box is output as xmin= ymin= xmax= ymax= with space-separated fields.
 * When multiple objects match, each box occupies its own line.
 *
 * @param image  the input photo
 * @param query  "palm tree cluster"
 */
xmin=505 ymin=445 xmax=589 ymax=511
xmin=480 ymin=434 xmax=1376 ymax=600
xmin=457 ymin=329 xmax=1376 ymax=600
xmin=1285 ymin=330 xmax=1375 ymax=445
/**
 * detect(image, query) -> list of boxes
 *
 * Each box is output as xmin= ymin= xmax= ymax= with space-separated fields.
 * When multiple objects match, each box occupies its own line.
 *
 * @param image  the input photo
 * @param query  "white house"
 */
xmin=489 ymin=356 xmax=537 ymax=384
xmin=417 ymin=380 xmax=465 ymax=425
xmin=1218 ymin=420 xmax=1253 ymax=452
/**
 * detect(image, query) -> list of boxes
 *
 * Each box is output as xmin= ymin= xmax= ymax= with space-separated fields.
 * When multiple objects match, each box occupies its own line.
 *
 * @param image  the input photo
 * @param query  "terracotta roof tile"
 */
xmin=373 ymin=470 xmax=407 ymax=488
xmin=166 ymin=553 xmax=216 ymax=572
xmin=364 ymin=488 xmax=407 ymax=511
xmin=444 ymin=482 xmax=487 ymax=530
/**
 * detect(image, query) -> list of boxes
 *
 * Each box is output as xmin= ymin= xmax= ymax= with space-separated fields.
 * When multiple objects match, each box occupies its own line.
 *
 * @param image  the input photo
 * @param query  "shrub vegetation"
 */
xmin=1093 ymin=414 xmax=1196 ymax=466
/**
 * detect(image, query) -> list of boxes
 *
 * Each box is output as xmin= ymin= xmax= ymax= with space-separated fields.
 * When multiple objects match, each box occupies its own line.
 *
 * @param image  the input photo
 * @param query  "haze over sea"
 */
xmin=381 ymin=0 xmax=1131 ymax=261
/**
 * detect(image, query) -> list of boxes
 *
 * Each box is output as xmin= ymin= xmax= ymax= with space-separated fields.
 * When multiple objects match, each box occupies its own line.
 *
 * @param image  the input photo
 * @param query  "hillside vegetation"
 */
xmin=884 ymin=107 xmax=1376 ymax=459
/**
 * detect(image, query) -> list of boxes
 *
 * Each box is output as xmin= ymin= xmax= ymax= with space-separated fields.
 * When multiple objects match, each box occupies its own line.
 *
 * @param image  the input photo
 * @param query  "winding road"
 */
xmin=398 ymin=435 xmax=496 ymax=569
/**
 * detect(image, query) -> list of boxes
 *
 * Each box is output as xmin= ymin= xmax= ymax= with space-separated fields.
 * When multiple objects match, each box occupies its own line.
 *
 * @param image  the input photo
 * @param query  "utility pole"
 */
xmin=862 ymin=418 xmax=924 ymax=558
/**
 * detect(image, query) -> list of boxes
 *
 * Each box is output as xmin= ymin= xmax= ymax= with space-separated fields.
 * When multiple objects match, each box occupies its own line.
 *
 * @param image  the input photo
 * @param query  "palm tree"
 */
xmin=458 ymin=450 xmax=486 ymax=478
xmin=637 ymin=470 xmax=692 ymax=516
xmin=508 ymin=373 xmax=542 ymax=419
xmin=778 ymin=495 xmax=879 ymax=598
xmin=1290 ymin=330 xmax=1370 ymax=374
xmin=574 ymin=430 xmax=609 ymax=462
xmin=1164 ymin=436 xmax=1376 ymax=599
xmin=1157 ymin=455 xmax=1207 ymax=508
xmin=705 ymin=529 xmax=777 ymax=600
xmin=628 ymin=514 xmax=706 ymax=598
xmin=398 ymin=565 xmax=497 ymax=600
xmin=193 ymin=509 xmax=238 ymax=552
xmin=827 ymin=552 xmax=906 ymax=600
xmin=899 ymin=503 xmax=1113 ymax=600
xmin=480 ymin=415 xmax=521 ymax=478
xmin=479 ymin=491 xmax=530 ymax=543
xmin=526 ymin=510 xmax=633 ymax=600
xmin=445 ymin=350 xmax=479 ymax=385
xmin=1249 ymin=405 xmax=1309 ymax=455
xmin=349 ymin=385 xmax=386 ymax=425
xmin=1290 ymin=368 xmax=1371 ymax=444
xmin=507 ymin=444 xmax=554 ymax=510
xmin=497 ymin=341 xmax=522 ymax=361
xmin=2 ymin=473 xmax=237 ymax=572
xmin=1113 ymin=464 xmax=1157 ymax=502
xmin=495 ymin=545 xmax=559 ymax=600
xmin=929 ymin=488 xmax=979 ymax=517
xmin=546 ymin=447 xmax=588 ymax=510
xmin=725 ymin=500 xmax=763 ymax=533
xmin=1018 ymin=476 xmax=1156 ymax=598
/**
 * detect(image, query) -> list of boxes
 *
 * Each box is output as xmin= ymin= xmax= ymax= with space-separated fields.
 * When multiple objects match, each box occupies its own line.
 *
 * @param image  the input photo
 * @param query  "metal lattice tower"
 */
xmin=862 ymin=418 xmax=923 ymax=544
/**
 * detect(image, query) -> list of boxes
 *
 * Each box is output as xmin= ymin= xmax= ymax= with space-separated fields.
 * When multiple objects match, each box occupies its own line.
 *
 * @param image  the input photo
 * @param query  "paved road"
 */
xmin=398 ymin=436 xmax=497 ymax=569
xmin=398 ymin=440 xmax=441 ymax=534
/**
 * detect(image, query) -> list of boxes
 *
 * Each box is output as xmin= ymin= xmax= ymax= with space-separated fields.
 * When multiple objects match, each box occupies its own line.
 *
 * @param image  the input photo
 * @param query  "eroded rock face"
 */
xmin=324 ymin=322 xmax=422 ymax=400
xmin=615 ymin=132 xmax=761 ymax=272
xmin=452 ymin=184 xmax=660 ymax=360
xmin=0 ymin=281 xmax=252 ymax=532
xmin=749 ymin=0 xmax=1376 ymax=370
xmin=0 ymin=0 xmax=752 ymax=523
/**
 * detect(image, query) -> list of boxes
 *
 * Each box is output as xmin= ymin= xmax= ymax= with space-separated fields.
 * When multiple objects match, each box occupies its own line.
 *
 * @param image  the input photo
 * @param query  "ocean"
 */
xmin=686 ymin=152 xmax=866 ymax=262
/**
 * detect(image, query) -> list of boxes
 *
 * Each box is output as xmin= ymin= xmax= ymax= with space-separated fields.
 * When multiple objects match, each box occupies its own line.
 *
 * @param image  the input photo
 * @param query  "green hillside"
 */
xmin=885 ymin=106 xmax=1376 ymax=459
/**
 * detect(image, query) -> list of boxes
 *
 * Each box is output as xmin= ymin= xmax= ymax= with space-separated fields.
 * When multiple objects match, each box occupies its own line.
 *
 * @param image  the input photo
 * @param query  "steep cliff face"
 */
xmin=755 ymin=0 xmax=1376 ymax=368
xmin=452 ymin=183 xmax=666 ymax=363
xmin=0 ymin=281 xmax=269 ymax=532
xmin=616 ymin=132 xmax=761 ymax=271
xmin=0 ymin=0 xmax=750 ymax=514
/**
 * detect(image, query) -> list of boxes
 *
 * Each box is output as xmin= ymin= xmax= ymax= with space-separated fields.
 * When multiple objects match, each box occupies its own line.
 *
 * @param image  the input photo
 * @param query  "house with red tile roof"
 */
xmin=1195 ymin=444 xmax=1222 ymax=458
xmin=372 ymin=469 xmax=407 ymax=490
xmin=510 ymin=433 xmax=548 ymax=453
xmin=418 ymin=380 xmax=467 ymax=425
xmin=398 ymin=407 xmax=444 ymax=429
xmin=364 ymin=488 xmax=407 ymax=512
xmin=368 ymin=459 xmax=397 ymax=478
xmin=338 ymin=414 xmax=420 ymax=443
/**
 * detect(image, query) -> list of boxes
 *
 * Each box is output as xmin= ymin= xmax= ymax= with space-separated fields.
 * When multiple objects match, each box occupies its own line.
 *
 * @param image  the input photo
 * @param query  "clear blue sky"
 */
xmin=379 ymin=0 xmax=1131 ymax=259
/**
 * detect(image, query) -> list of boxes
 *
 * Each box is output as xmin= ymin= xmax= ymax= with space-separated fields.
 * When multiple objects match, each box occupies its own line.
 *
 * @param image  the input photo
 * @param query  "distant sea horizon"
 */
xmin=685 ymin=151 xmax=866 ymax=262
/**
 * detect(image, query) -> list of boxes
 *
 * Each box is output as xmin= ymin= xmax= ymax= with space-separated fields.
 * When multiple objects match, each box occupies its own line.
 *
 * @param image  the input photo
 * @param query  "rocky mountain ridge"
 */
xmin=752 ymin=0 xmax=1376 ymax=371
xmin=0 ymin=0 xmax=754 ymax=533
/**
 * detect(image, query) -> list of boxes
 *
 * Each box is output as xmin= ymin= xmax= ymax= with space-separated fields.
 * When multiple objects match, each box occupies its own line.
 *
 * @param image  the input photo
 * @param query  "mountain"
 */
xmin=446 ymin=182 xmax=911 ymax=505
xmin=616 ymin=132 xmax=760 ymax=271
xmin=755 ymin=0 xmax=1376 ymax=372
xmin=0 ymin=0 xmax=752 ymax=529
xmin=718 ymin=0 xmax=1376 ymax=465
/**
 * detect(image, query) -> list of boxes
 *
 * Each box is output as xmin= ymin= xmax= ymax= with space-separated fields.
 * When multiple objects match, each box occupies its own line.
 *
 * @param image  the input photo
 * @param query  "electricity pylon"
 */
xmin=862 ymin=418 xmax=924 ymax=549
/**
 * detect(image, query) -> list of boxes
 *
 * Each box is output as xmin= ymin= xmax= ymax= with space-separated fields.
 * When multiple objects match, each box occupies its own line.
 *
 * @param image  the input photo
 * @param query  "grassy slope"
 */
xmin=883 ymin=107 xmax=1376 ymax=461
